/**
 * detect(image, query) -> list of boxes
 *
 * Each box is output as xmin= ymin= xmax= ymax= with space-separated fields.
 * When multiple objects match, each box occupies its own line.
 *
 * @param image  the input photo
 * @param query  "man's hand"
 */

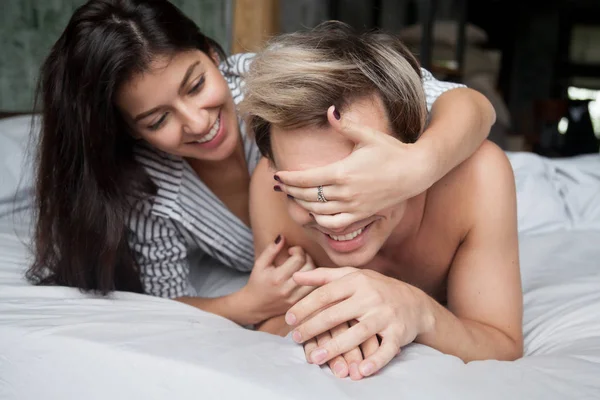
xmin=302 ymin=320 xmax=380 ymax=380
xmin=285 ymin=267 xmax=433 ymax=377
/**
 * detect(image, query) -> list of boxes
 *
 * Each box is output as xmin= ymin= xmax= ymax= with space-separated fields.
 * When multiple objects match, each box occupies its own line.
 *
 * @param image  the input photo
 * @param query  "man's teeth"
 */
xmin=328 ymin=228 xmax=364 ymax=241
xmin=196 ymin=116 xmax=220 ymax=143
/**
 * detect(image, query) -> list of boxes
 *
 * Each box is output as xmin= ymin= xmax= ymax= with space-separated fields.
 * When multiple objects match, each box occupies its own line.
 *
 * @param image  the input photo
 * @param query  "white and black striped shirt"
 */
xmin=127 ymin=52 xmax=465 ymax=299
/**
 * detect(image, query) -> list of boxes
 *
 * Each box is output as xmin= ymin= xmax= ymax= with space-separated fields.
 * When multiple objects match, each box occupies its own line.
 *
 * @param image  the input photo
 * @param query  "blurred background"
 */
xmin=1 ymin=0 xmax=599 ymax=157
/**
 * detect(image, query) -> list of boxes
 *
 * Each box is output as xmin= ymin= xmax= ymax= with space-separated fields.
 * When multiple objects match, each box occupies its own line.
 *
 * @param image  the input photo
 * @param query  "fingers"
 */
xmin=292 ymin=267 xmax=356 ymax=287
xmin=305 ymin=316 xmax=382 ymax=367
xmin=360 ymin=334 xmax=380 ymax=360
xmin=282 ymin=253 xmax=316 ymax=298
xmin=285 ymin=275 xmax=355 ymax=326
xmin=274 ymin=166 xmax=337 ymax=189
xmin=275 ymin=246 xmax=306 ymax=280
xmin=299 ymin=253 xmax=316 ymax=272
xmin=332 ymin=322 xmax=364 ymax=381
xmin=326 ymin=105 xmax=374 ymax=144
xmin=291 ymin=198 xmax=345 ymax=215
xmin=303 ymin=338 xmax=318 ymax=364
xmin=291 ymin=298 xmax=361 ymax=345
xmin=359 ymin=336 xmax=401 ymax=377
xmin=315 ymin=330 xmax=348 ymax=378
xmin=254 ymin=234 xmax=285 ymax=270
xmin=275 ymin=183 xmax=342 ymax=203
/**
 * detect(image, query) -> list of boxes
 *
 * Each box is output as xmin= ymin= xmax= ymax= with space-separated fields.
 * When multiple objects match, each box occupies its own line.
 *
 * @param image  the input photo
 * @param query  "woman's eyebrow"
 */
xmin=178 ymin=60 xmax=201 ymax=94
xmin=133 ymin=60 xmax=202 ymax=122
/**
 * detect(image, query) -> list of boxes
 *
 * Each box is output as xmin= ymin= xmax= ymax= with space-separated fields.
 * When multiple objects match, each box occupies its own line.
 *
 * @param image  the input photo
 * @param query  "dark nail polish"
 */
xmin=287 ymin=194 xmax=294 ymax=200
xmin=275 ymin=234 xmax=281 ymax=244
xmin=333 ymin=108 xmax=341 ymax=120
xmin=274 ymin=175 xmax=281 ymax=182
xmin=274 ymin=185 xmax=282 ymax=192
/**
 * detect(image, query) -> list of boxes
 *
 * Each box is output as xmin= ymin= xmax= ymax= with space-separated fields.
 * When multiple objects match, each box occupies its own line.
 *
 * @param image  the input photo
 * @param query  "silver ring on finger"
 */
xmin=317 ymin=185 xmax=328 ymax=203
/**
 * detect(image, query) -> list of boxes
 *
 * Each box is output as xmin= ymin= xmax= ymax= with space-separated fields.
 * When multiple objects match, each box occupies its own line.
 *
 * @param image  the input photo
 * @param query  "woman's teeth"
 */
xmin=196 ymin=115 xmax=220 ymax=143
xmin=328 ymin=227 xmax=364 ymax=241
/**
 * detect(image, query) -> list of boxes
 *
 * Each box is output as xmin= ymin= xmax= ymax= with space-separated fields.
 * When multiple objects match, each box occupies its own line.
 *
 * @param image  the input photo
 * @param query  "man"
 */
xmin=243 ymin=22 xmax=523 ymax=380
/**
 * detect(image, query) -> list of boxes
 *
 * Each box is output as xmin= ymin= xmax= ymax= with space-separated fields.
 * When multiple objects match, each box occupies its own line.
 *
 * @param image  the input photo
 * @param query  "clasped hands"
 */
xmin=282 ymin=267 xmax=434 ymax=380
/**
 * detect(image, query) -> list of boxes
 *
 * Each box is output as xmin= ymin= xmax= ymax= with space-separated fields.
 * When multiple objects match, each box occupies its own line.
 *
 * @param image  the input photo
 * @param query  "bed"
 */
xmin=1 ymin=115 xmax=600 ymax=399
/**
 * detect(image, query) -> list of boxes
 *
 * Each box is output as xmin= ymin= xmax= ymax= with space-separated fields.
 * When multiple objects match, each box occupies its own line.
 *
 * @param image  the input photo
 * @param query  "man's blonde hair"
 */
xmin=240 ymin=21 xmax=427 ymax=161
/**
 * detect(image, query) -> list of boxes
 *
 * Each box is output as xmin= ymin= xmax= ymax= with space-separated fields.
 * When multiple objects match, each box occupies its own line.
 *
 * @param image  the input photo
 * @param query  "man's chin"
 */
xmin=324 ymin=246 xmax=376 ymax=268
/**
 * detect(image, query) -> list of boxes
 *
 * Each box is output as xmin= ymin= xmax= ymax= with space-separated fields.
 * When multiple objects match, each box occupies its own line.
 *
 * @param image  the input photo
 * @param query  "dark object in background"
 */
xmin=563 ymin=100 xmax=599 ymax=157
xmin=534 ymin=99 xmax=599 ymax=157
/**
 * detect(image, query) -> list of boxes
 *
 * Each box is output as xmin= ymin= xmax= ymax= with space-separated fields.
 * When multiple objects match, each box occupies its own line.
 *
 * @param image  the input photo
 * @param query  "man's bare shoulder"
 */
xmin=250 ymin=157 xmax=274 ymax=194
xmin=249 ymin=158 xmax=287 ymax=251
xmin=430 ymin=140 xmax=514 ymax=205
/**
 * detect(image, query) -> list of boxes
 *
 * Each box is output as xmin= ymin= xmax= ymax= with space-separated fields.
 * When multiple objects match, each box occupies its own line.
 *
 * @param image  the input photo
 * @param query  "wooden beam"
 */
xmin=231 ymin=0 xmax=280 ymax=54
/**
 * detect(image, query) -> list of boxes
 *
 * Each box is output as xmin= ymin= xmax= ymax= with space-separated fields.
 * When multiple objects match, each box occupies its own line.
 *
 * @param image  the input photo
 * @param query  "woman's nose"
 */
xmin=181 ymin=106 xmax=210 ymax=135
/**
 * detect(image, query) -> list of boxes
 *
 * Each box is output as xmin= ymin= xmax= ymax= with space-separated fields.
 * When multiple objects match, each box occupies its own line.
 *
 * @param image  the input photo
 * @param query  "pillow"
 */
xmin=0 ymin=115 xmax=39 ymax=214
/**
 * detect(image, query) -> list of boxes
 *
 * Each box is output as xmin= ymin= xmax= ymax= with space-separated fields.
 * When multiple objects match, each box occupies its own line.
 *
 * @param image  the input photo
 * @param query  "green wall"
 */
xmin=0 ymin=0 xmax=231 ymax=112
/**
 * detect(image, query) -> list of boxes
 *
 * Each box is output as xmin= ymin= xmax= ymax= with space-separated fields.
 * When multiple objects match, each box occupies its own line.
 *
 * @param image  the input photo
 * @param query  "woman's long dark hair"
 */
xmin=27 ymin=0 xmax=226 ymax=294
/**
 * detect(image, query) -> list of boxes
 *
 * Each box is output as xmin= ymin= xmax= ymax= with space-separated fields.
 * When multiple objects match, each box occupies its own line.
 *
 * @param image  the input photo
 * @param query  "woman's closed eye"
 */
xmin=146 ymin=75 xmax=205 ymax=131
xmin=148 ymin=113 xmax=168 ymax=131
xmin=188 ymin=75 xmax=205 ymax=95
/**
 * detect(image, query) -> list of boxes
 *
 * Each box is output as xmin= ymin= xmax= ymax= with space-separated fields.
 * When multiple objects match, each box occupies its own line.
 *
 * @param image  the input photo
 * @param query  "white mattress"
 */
xmin=1 ymin=116 xmax=599 ymax=400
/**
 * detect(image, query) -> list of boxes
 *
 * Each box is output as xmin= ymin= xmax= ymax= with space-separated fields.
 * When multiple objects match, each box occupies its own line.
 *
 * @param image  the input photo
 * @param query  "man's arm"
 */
xmin=416 ymin=141 xmax=523 ymax=362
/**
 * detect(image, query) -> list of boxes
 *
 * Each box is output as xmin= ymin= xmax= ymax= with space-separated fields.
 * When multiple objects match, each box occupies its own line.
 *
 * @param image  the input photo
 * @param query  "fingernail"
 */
xmin=349 ymin=363 xmax=360 ymax=379
xmin=311 ymin=348 xmax=328 ymax=364
xmin=274 ymin=234 xmax=281 ymax=244
xmin=285 ymin=312 xmax=296 ymax=325
xmin=333 ymin=361 xmax=347 ymax=377
xmin=274 ymin=175 xmax=281 ymax=182
xmin=291 ymin=330 xmax=302 ymax=343
xmin=287 ymin=194 xmax=294 ymax=200
xmin=333 ymin=107 xmax=341 ymax=120
xmin=360 ymin=362 xmax=375 ymax=376
xmin=273 ymin=185 xmax=282 ymax=192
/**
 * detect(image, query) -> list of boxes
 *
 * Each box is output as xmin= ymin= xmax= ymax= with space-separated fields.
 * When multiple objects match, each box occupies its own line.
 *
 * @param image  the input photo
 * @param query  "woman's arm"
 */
xmin=128 ymin=200 xmax=306 ymax=326
xmin=418 ymin=85 xmax=497 ymax=187
xmin=128 ymin=201 xmax=256 ymax=324
xmin=273 ymin=83 xmax=496 ymax=230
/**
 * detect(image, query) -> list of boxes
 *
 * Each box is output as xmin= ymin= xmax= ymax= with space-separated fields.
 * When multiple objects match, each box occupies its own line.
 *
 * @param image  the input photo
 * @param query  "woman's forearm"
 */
xmin=175 ymin=289 xmax=260 ymax=326
xmin=418 ymin=88 xmax=496 ymax=183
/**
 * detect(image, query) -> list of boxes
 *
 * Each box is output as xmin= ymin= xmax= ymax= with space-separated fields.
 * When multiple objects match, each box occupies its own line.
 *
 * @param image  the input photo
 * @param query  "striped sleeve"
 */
xmin=127 ymin=199 xmax=190 ymax=299
xmin=421 ymin=68 xmax=466 ymax=112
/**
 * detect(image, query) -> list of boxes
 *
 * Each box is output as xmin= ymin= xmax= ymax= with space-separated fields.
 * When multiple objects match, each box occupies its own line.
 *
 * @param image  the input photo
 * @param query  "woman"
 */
xmin=27 ymin=0 xmax=495 ymax=329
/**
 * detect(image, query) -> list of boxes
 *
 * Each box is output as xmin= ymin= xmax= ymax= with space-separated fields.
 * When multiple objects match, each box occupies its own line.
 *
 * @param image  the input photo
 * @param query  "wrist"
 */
xmin=228 ymin=287 xmax=264 ymax=326
xmin=412 ymin=132 xmax=444 ymax=187
xmin=415 ymin=287 xmax=437 ymax=336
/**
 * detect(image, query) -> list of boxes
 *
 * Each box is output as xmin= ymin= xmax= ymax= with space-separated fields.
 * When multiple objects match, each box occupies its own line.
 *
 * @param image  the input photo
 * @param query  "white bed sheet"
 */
xmin=1 ymin=116 xmax=599 ymax=400
xmin=1 ymin=212 xmax=599 ymax=400
xmin=1 ymin=155 xmax=600 ymax=399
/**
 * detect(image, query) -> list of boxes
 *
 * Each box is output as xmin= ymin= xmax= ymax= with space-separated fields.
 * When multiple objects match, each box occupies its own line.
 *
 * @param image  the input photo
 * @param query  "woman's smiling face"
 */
xmin=116 ymin=50 xmax=240 ymax=162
